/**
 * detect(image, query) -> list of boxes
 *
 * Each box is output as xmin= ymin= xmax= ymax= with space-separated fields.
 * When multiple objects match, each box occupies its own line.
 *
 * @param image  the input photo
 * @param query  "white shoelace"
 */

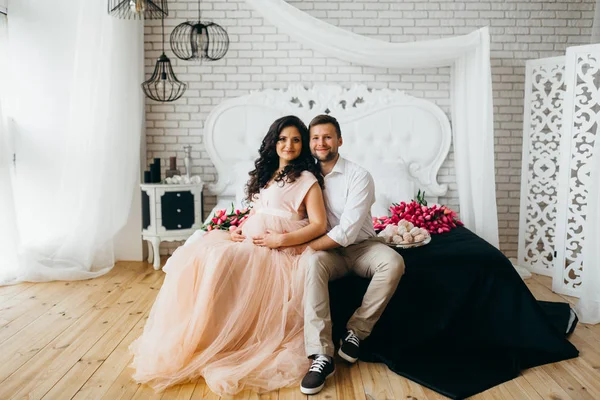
xmin=345 ymin=330 xmax=360 ymax=346
xmin=309 ymin=356 xmax=329 ymax=373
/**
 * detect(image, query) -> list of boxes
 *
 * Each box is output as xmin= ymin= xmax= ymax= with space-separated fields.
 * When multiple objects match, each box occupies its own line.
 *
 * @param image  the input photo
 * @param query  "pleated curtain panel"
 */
xmin=0 ymin=0 xmax=143 ymax=285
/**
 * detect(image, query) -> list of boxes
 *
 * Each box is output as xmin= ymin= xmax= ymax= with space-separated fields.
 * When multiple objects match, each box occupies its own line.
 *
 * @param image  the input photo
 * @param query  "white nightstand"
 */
xmin=140 ymin=183 xmax=204 ymax=269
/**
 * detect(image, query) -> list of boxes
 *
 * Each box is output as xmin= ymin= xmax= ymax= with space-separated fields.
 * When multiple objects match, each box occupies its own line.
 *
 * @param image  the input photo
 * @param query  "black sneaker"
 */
xmin=338 ymin=330 xmax=360 ymax=363
xmin=300 ymin=355 xmax=335 ymax=395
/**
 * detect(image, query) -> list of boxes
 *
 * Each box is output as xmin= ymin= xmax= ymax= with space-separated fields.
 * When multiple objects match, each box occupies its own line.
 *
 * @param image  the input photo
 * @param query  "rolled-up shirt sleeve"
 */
xmin=327 ymin=171 xmax=375 ymax=247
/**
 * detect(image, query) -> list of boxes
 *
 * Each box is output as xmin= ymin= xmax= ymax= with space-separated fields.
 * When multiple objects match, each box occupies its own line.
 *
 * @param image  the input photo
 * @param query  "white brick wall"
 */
xmin=144 ymin=0 xmax=595 ymax=257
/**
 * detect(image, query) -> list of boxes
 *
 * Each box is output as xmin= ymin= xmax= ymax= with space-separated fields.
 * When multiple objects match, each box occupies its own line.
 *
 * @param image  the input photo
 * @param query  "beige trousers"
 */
xmin=304 ymin=238 xmax=405 ymax=357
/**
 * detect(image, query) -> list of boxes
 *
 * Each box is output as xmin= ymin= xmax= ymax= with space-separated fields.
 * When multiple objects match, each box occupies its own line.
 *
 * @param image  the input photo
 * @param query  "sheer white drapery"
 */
xmin=245 ymin=0 xmax=499 ymax=247
xmin=592 ymin=0 xmax=600 ymax=43
xmin=575 ymin=127 xmax=600 ymax=324
xmin=0 ymin=0 xmax=143 ymax=284
xmin=0 ymin=13 xmax=20 ymax=282
xmin=577 ymin=6 xmax=600 ymax=321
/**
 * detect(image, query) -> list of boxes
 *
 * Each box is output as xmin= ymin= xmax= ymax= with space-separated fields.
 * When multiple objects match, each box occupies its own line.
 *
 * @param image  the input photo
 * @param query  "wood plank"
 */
xmin=278 ymin=385 xmax=306 ymax=400
xmin=385 ymin=367 xmax=431 ymax=400
xmin=131 ymin=382 xmax=163 ymax=400
xmin=0 ymin=280 xmax=75 ymax=330
xmin=521 ymin=363 xmax=577 ymax=400
xmin=561 ymin=358 xmax=600 ymax=399
xmin=258 ymin=390 xmax=278 ymax=400
xmin=313 ymin=378 xmax=337 ymax=400
xmin=223 ymin=389 xmax=260 ymax=400
xmin=542 ymin=362 xmax=596 ymax=400
xmin=0 ymin=263 xmax=145 ymax=382
xmin=189 ymin=379 xmax=220 ymax=400
xmin=71 ymin=313 xmax=150 ymax=400
xmin=98 ymin=359 xmax=142 ymax=400
xmin=333 ymin=360 xmax=362 ymax=400
xmin=0 ymin=268 xmax=162 ymax=399
xmin=419 ymin=385 xmax=448 ymax=400
xmin=532 ymin=275 xmax=578 ymax=305
xmin=0 ymin=282 xmax=35 ymax=304
xmin=0 ymin=269 xmax=117 ymax=345
xmin=160 ymin=382 xmax=197 ymax=400
xmin=357 ymin=362 xmax=394 ymax=400
xmin=507 ymin=376 xmax=544 ymax=400
xmin=472 ymin=387 xmax=505 ymax=400
xmin=42 ymin=280 xmax=161 ymax=400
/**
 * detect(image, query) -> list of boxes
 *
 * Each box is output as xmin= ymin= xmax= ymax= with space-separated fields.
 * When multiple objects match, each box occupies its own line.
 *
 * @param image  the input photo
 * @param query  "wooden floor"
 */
xmin=0 ymin=262 xmax=599 ymax=400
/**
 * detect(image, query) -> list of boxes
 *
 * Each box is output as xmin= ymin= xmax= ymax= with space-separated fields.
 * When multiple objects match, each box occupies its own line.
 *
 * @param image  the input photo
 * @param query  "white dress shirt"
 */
xmin=324 ymin=156 xmax=376 ymax=247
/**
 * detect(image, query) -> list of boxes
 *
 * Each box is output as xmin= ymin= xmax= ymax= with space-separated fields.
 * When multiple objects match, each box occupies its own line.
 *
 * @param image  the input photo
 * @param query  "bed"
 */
xmin=196 ymin=84 xmax=578 ymax=399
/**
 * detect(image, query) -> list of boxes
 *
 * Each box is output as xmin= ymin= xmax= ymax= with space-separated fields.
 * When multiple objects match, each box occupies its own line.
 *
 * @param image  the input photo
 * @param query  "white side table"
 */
xmin=140 ymin=183 xmax=204 ymax=270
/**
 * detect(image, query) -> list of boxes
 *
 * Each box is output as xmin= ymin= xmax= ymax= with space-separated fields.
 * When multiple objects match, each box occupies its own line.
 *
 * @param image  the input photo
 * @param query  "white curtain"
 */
xmin=593 ymin=0 xmax=600 ymax=43
xmin=577 ymin=0 xmax=600 ymax=325
xmin=575 ymin=119 xmax=600 ymax=324
xmin=0 ymin=0 xmax=143 ymax=285
xmin=245 ymin=0 xmax=499 ymax=247
xmin=0 ymin=13 xmax=20 ymax=281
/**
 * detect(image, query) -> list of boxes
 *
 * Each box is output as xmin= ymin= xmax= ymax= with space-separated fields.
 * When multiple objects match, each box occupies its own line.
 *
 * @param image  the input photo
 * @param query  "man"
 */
xmin=299 ymin=114 xmax=405 ymax=395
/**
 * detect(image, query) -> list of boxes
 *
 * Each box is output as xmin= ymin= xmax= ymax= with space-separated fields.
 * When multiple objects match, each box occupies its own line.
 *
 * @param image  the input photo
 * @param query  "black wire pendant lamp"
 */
xmin=170 ymin=0 xmax=229 ymax=61
xmin=108 ymin=0 xmax=168 ymax=19
xmin=142 ymin=16 xmax=187 ymax=102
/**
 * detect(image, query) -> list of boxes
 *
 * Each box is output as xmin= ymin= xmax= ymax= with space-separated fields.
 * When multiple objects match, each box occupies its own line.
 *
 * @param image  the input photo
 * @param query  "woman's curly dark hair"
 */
xmin=246 ymin=115 xmax=324 ymax=203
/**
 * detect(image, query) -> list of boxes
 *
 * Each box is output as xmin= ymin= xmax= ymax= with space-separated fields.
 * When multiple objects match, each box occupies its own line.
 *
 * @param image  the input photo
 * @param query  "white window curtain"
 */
xmin=0 ymin=0 xmax=143 ymax=285
xmin=577 ymin=0 xmax=600 ymax=325
xmin=575 ymin=133 xmax=600 ymax=324
xmin=593 ymin=0 xmax=600 ymax=43
xmin=0 ymin=13 xmax=19 ymax=281
xmin=245 ymin=0 xmax=499 ymax=247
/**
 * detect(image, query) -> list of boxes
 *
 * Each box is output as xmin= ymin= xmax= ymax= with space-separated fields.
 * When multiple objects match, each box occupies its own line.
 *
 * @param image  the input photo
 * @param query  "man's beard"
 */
xmin=312 ymin=150 xmax=337 ymax=162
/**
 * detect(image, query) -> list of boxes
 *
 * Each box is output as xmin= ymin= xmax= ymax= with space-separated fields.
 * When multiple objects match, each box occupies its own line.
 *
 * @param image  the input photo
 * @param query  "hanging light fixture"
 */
xmin=170 ymin=0 xmax=229 ymax=61
xmin=142 ymin=15 xmax=187 ymax=102
xmin=108 ymin=0 xmax=168 ymax=20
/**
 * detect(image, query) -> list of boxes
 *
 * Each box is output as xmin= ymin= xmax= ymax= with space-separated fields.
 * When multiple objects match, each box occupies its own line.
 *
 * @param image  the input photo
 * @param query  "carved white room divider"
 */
xmin=518 ymin=56 xmax=565 ymax=276
xmin=519 ymin=44 xmax=600 ymax=297
xmin=554 ymin=44 xmax=600 ymax=297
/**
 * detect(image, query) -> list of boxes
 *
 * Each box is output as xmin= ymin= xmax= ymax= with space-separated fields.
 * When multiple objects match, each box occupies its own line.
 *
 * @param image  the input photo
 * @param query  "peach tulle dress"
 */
xmin=129 ymin=171 xmax=318 ymax=395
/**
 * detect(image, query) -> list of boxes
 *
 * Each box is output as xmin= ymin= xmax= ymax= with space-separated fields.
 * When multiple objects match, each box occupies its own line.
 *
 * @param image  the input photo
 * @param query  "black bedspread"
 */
xmin=329 ymin=226 xmax=579 ymax=399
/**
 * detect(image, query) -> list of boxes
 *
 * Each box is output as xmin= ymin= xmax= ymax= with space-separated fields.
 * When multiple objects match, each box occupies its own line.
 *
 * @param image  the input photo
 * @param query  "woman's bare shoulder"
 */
xmin=300 ymin=170 xmax=317 ymax=181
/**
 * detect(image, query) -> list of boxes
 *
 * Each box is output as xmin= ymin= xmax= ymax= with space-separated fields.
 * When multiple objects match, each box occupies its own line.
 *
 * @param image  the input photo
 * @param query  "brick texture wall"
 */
xmin=144 ymin=0 xmax=595 ymax=256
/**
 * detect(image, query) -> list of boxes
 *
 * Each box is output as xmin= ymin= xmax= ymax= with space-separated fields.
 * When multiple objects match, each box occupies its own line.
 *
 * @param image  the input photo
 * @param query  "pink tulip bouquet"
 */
xmin=373 ymin=190 xmax=463 ymax=235
xmin=203 ymin=204 xmax=251 ymax=232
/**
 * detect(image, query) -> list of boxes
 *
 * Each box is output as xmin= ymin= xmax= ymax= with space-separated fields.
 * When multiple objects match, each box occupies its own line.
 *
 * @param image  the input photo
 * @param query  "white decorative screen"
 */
xmin=554 ymin=44 xmax=600 ymax=296
xmin=518 ymin=57 xmax=565 ymax=276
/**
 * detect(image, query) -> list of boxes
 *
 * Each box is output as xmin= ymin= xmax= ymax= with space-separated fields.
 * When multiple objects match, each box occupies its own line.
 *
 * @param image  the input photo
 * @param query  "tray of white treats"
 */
xmin=377 ymin=220 xmax=431 ymax=249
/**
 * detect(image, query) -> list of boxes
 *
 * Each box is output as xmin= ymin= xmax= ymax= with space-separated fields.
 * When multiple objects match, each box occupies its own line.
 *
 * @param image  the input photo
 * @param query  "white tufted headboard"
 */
xmin=203 ymin=84 xmax=451 ymax=217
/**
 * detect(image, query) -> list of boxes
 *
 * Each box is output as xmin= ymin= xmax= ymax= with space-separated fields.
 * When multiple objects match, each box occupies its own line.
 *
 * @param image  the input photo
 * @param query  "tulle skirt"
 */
xmin=129 ymin=213 xmax=312 ymax=395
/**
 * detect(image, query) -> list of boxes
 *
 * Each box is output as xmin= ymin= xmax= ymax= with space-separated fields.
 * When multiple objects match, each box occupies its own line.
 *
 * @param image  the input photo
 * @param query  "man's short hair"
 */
xmin=309 ymin=114 xmax=341 ymax=138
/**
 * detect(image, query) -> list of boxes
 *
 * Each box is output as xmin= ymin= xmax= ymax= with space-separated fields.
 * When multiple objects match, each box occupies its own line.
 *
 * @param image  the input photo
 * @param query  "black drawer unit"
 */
xmin=160 ymin=191 xmax=195 ymax=230
xmin=142 ymin=190 xmax=151 ymax=230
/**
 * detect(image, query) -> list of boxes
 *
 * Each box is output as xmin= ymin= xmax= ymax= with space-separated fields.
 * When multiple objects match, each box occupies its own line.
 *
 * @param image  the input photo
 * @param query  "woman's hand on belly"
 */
xmin=230 ymin=227 xmax=246 ymax=242
xmin=252 ymin=230 xmax=285 ymax=249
